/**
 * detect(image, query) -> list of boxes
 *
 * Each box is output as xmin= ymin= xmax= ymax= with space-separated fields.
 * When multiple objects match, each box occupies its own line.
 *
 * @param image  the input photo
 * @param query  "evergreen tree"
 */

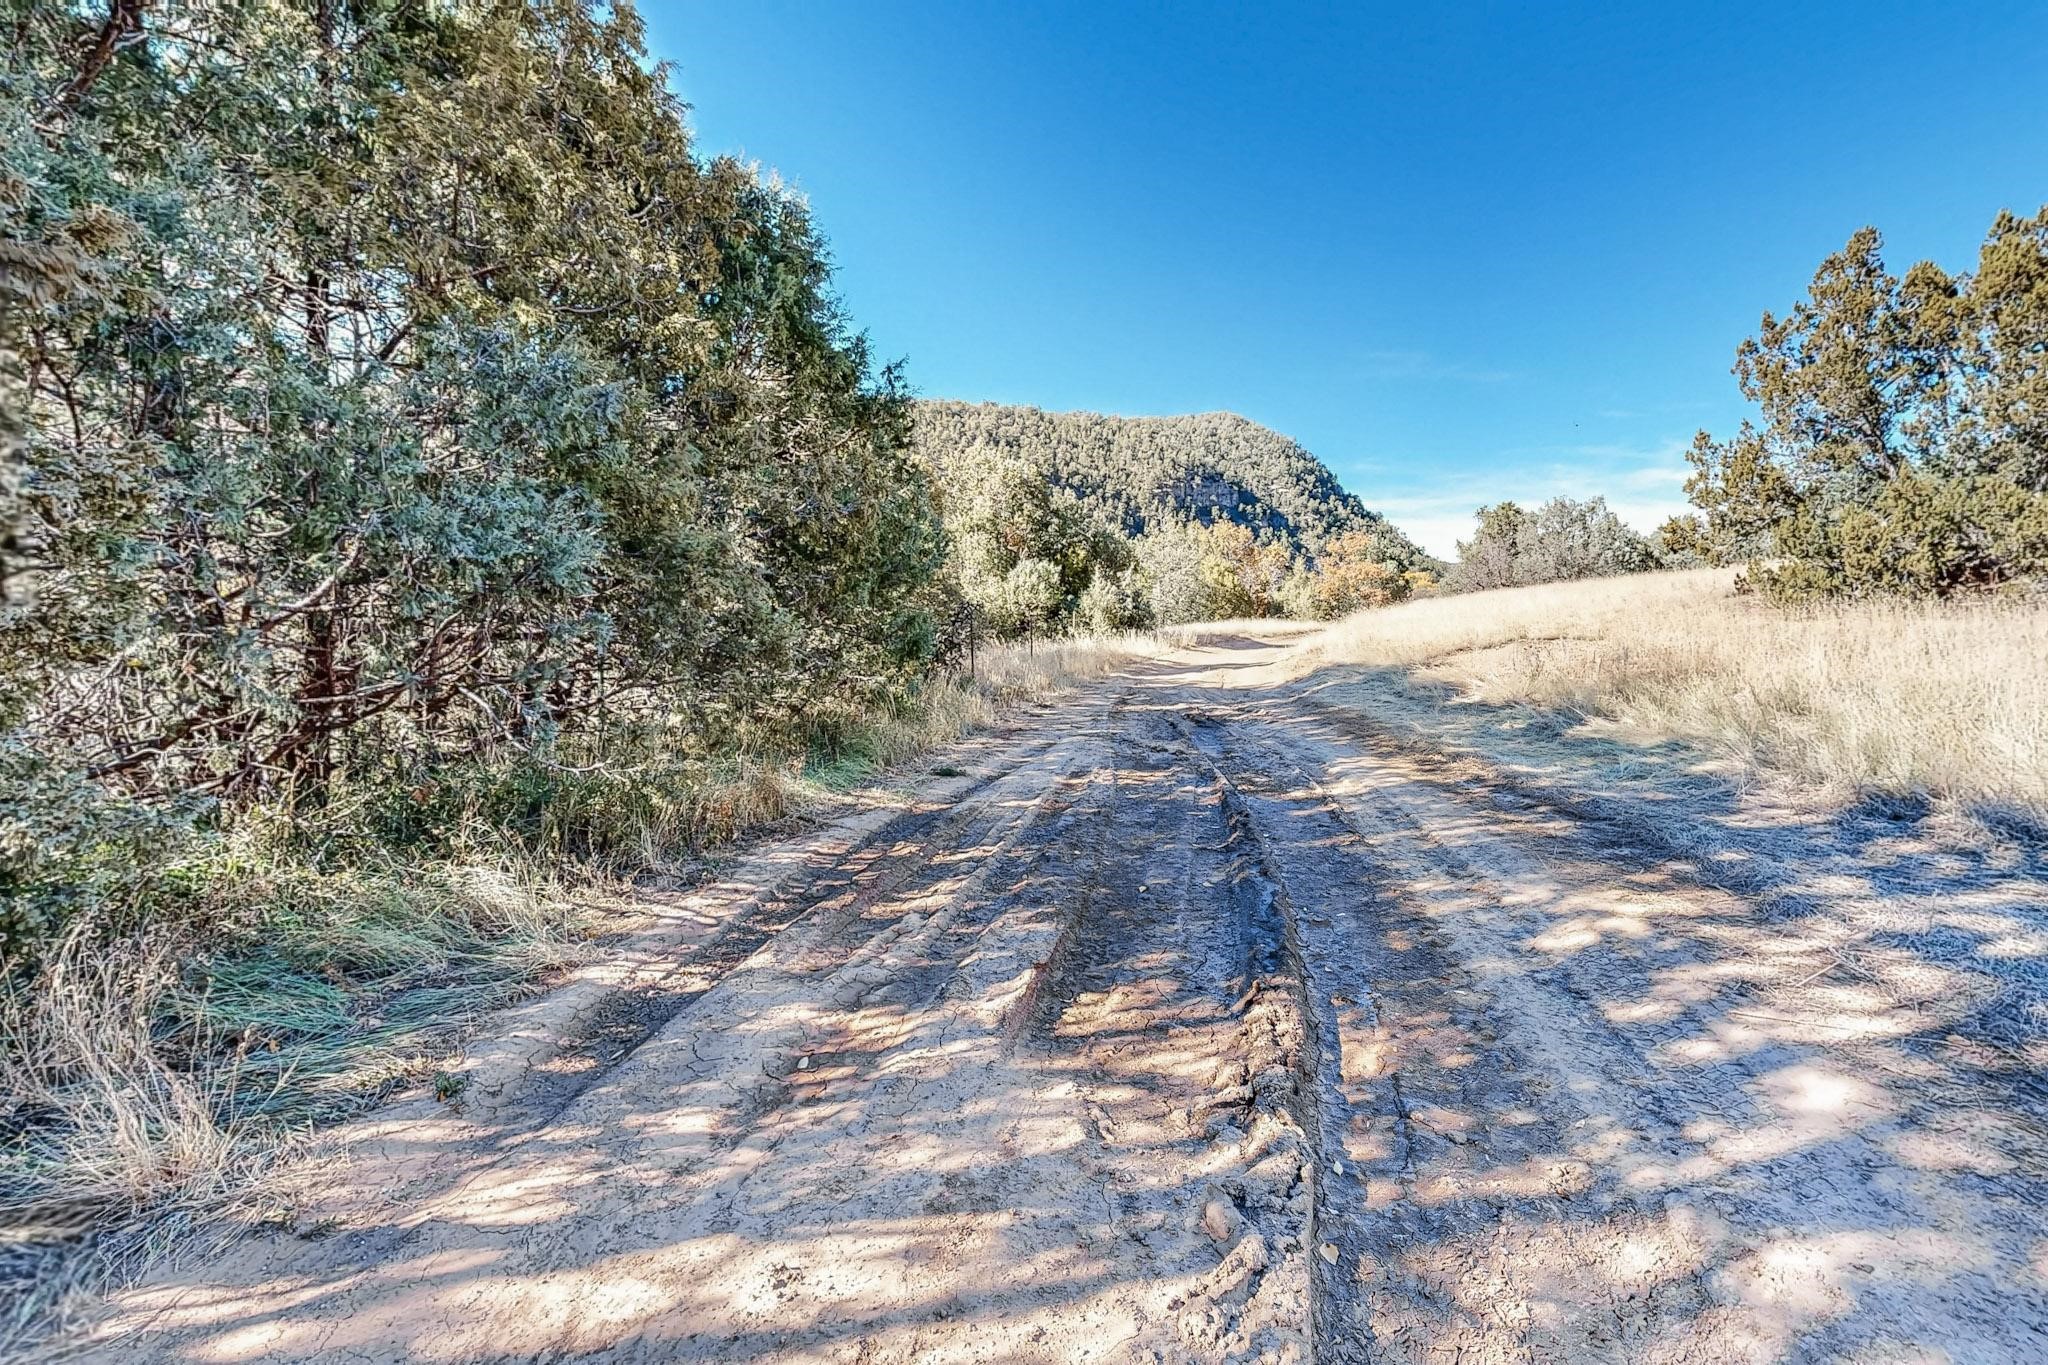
xmin=1686 ymin=214 xmax=2048 ymax=598
xmin=1 ymin=0 xmax=940 ymax=939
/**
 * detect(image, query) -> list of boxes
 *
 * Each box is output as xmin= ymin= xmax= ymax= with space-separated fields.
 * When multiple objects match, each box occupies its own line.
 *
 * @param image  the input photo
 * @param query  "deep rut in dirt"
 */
xmin=62 ymin=637 xmax=2048 ymax=1364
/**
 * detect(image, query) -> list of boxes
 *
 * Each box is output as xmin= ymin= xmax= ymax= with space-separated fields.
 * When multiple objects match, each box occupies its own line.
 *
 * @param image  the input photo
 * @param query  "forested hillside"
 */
xmin=911 ymin=401 xmax=1433 ymax=635
xmin=914 ymin=401 xmax=1424 ymax=565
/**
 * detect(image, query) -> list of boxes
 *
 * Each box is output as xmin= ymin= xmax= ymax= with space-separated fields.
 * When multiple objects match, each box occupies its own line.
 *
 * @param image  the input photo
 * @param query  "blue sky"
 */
xmin=644 ymin=2 xmax=2048 ymax=556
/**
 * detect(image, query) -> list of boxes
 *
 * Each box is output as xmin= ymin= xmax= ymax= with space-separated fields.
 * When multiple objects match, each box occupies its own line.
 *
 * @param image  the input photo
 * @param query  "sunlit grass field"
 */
xmin=1292 ymin=567 xmax=2048 ymax=820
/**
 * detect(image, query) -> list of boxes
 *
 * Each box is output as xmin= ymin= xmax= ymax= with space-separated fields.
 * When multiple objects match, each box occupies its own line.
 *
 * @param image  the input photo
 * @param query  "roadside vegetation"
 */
xmin=3 ymin=0 xmax=944 ymax=953
xmin=1357 ymin=206 xmax=2048 ymax=820
xmin=0 ymin=627 xmax=1146 ymax=1341
xmin=0 ymin=0 xmax=1159 ymax=1332
xmin=1292 ymin=567 xmax=2048 ymax=825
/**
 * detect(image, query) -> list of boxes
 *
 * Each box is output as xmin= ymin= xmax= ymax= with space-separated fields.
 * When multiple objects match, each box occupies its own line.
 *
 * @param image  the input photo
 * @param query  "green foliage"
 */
xmin=0 ymin=743 xmax=199 ymax=945
xmin=1655 ymin=514 xmax=1717 ymax=568
xmin=0 ymin=0 xmax=940 ymax=949
xmin=1075 ymin=567 xmax=1153 ymax=635
xmin=1131 ymin=519 xmax=1417 ymax=626
xmin=1195 ymin=522 xmax=1291 ymax=618
xmin=1132 ymin=521 xmax=1271 ymax=624
xmin=1687 ymin=212 xmax=2048 ymax=599
xmin=1133 ymin=525 xmax=1217 ymax=626
xmin=1451 ymin=497 xmax=1658 ymax=592
xmin=938 ymin=454 xmax=1142 ymax=637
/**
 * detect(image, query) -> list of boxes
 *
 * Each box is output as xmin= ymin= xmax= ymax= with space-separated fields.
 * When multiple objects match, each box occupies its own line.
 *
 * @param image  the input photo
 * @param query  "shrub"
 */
xmin=1076 ymin=567 xmax=1154 ymax=634
xmin=1138 ymin=525 xmax=1225 ymax=625
xmin=1451 ymin=497 xmax=1658 ymax=592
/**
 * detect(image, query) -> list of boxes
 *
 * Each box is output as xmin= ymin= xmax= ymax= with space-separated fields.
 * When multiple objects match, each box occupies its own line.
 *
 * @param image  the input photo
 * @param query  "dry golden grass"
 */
xmin=0 ymin=933 xmax=276 ymax=1348
xmin=966 ymin=632 xmax=1162 ymax=700
xmin=0 ymin=934 xmax=255 ymax=1219
xmin=1290 ymin=567 xmax=2048 ymax=818
xmin=445 ymin=634 xmax=1167 ymax=864
xmin=0 ymin=854 xmax=587 ymax=1340
xmin=685 ymin=633 xmax=1161 ymax=819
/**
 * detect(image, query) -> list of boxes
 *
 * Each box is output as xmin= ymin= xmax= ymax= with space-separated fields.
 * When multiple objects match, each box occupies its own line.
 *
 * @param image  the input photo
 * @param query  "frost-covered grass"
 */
xmin=1293 ymin=567 xmax=2048 ymax=820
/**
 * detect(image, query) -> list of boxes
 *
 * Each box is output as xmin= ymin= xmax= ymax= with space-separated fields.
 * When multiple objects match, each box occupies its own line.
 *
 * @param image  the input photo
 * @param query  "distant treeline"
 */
xmin=914 ymin=402 xmax=1421 ymax=559
xmin=1449 ymin=497 xmax=1667 ymax=592
xmin=913 ymin=402 xmax=1433 ymax=636
xmin=911 ymin=401 xmax=1694 ymax=626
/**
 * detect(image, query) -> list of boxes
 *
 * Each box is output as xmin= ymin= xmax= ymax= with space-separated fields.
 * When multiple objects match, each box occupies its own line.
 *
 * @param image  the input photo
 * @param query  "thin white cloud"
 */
xmin=1372 ymin=441 xmax=1693 ymax=559
xmin=1616 ymin=462 xmax=1689 ymax=491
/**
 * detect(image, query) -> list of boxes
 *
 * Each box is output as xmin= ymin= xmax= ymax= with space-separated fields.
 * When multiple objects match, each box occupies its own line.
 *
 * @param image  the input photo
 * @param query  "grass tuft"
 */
xmin=1 ymin=932 xmax=253 ymax=1220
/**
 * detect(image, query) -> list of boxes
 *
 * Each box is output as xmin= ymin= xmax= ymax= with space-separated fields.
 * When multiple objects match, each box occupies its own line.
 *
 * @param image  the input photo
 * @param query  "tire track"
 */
xmin=1214 ymin=689 xmax=2048 ymax=1364
xmin=69 ymin=636 xmax=2048 ymax=1365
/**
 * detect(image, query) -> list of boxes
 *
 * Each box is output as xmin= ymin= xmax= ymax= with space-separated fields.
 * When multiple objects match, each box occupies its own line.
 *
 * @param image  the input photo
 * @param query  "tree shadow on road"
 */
xmin=73 ymin=648 xmax=2048 ymax=1363
xmin=1187 ymin=658 xmax=2048 ymax=1360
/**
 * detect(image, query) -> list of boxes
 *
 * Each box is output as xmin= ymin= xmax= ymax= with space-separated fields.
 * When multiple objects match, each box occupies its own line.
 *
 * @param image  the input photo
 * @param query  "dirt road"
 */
xmin=79 ymin=635 xmax=2048 ymax=1362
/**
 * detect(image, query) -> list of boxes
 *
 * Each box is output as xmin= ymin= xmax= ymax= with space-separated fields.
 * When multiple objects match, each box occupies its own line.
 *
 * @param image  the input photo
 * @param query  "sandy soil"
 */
xmin=66 ymin=635 xmax=2048 ymax=1363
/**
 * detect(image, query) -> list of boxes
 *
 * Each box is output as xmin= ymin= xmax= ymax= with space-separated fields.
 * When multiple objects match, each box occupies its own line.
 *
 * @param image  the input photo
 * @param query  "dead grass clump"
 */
xmin=1 ymin=933 xmax=253 ymax=1219
xmin=1292 ymin=567 xmax=2048 ymax=819
xmin=796 ymin=634 xmax=1154 ymax=790
xmin=508 ymin=751 xmax=808 ymax=862
xmin=968 ymin=632 xmax=1158 ymax=700
xmin=0 ymin=850 xmax=594 ymax=1351
xmin=0 ymin=931 xmax=268 ymax=1348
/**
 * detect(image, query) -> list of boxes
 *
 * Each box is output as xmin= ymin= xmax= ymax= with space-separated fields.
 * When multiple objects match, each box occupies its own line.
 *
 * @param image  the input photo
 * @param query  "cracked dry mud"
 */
xmin=77 ymin=636 xmax=2048 ymax=1363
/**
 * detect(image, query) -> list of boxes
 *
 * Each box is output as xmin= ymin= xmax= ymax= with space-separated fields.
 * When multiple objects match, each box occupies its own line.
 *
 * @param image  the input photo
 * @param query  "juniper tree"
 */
xmin=1686 ymin=214 xmax=2048 ymax=598
xmin=1 ymin=0 xmax=940 ymax=939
